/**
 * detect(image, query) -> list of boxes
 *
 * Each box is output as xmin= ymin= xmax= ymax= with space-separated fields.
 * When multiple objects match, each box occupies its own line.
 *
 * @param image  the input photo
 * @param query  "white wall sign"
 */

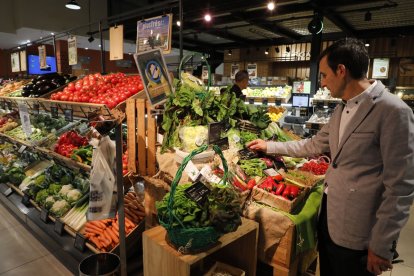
xmin=372 ymin=58 xmax=389 ymax=79
xmin=11 ymin=52 xmax=20 ymax=72
xmin=231 ymin=64 xmax=239 ymax=79
xmin=247 ymin=63 xmax=257 ymax=78
xmin=38 ymin=45 xmax=47 ymax=69
xmin=19 ymin=51 xmax=27 ymax=71
xmin=68 ymin=36 xmax=78 ymax=65
xmin=110 ymin=25 xmax=124 ymax=60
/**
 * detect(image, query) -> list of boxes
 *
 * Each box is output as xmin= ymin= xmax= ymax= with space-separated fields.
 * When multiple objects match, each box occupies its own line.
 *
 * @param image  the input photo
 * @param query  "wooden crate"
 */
xmin=126 ymin=98 xmax=157 ymax=176
xmin=251 ymin=186 xmax=309 ymax=213
xmin=142 ymin=175 xmax=170 ymax=229
xmin=143 ymin=217 xmax=259 ymax=276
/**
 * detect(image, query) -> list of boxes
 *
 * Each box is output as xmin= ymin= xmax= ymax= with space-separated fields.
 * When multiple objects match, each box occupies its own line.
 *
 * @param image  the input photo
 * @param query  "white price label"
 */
xmin=184 ymin=160 xmax=200 ymax=181
xmin=200 ymin=165 xmax=222 ymax=184
xmin=264 ymin=168 xmax=279 ymax=176
xmin=18 ymin=104 xmax=32 ymax=137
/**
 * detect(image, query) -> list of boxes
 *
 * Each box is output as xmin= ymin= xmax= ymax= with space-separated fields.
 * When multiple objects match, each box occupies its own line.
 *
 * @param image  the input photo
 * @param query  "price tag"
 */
xmin=2 ymin=187 xmax=13 ymax=197
xmin=64 ymin=109 xmax=73 ymax=122
xmin=200 ymin=165 xmax=222 ymax=184
xmin=184 ymin=160 xmax=200 ymax=181
xmin=40 ymin=208 xmax=49 ymax=223
xmin=6 ymin=101 xmax=12 ymax=110
xmin=328 ymin=102 xmax=337 ymax=109
xmin=0 ymin=101 xmax=5 ymax=110
xmin=262 ymin=99 xmax=268 ymax=105
xmin=208 ymin=121 xmax=225 ymax=145
xmin=18 ymin=103 xmax=32 ymax=137
xmin=185 ymin=181 xmax=211 ymax=207
xmin=74 ymin=233 xmax=86 ymax=252
xmin=51 ymin=106 xmax=59 ymax=119
xmin=21 ymin=193 xmax=31 ymax=207
xmin=238 ymin=148 xmax=259 ymax=160
xmin=275 ymin=99 xmax=282 ymax=106
xmin=33 ymin=103 xmax=40 ymax=115
xmin=18 ymin=145 xmax=27 ymax=153
xmin=54 ymin=219 xmax=65 ymax=235
xmin=264 ymin=168 xmax=279 ymax=176
xmin=248 ymin=98 xmax=255 ymax=105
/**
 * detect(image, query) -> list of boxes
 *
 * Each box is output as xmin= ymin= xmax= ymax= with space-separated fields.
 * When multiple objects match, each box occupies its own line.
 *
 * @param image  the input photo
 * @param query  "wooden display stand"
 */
xmin=143 ymin=218 xmax=259 ymax=276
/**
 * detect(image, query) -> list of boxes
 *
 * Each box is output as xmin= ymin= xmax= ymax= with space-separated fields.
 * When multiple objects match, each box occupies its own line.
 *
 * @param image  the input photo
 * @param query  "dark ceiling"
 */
xmin=107 ymin=0 xmax=414 ymax=55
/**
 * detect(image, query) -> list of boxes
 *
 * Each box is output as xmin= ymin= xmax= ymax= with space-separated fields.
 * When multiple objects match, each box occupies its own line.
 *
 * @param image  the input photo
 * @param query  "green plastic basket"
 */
xmin=158 ymin=144 xmax=228 ymax=254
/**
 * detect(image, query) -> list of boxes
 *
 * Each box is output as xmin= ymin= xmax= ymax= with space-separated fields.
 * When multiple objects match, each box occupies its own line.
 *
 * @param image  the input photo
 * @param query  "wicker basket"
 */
xmin=237 ymin=119 xmax=260 ymax=134
xmin=158 ymin=144 xmax=229 ymax=254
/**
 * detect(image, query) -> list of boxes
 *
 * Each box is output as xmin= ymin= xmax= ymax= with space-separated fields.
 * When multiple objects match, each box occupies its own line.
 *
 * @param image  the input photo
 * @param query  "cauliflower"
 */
xmin=59 ymin=184 xmax=73 ymax=197
xmin=50 ymin=199 xmax=70 ymax=217
xmin=44 ymin=196 xmax=56 ymax=210
xmin=66 ymin=189 xmax=82 ymax=203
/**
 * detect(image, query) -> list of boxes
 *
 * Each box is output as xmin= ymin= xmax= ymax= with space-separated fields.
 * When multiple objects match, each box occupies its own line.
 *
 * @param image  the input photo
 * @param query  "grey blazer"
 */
xmin=267 ymin=81 xmax=414 ymax=259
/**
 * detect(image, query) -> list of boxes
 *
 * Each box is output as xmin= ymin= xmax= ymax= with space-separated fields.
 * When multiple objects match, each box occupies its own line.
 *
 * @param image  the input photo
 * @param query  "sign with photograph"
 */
xmin=230 ymin=64 xmax=239 ymax=79
xmin=68 ymin=36 xmax=78 ymax=65
xmin=110 ymin=25 xmax=124 ymax=60
xmin=399 ymin=58 xmax=414 ymax=77
xmin=19 ymin=51 xmax=27 ymax=71
xmin=136 ymin=14 xmax=172 ymax=54
xmin=372 ymin=58 xmax=389 ymax=79
xmin=201 ymin=66 xmax=208 ymax=81
xmin=11 ymin=52 xmax=20 ymax=72
xmin=134 ymin=48 xmax=172 ymax=106
xmin=247 ymin=63 xmax=257 ymax=78
xmin=38 ymin=45 xmax=47 ymax=69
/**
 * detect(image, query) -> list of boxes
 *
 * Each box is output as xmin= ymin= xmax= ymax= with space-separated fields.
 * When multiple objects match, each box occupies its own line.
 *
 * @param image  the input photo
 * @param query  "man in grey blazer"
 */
xmin=247 ymin=38 xmax=414 ymax=276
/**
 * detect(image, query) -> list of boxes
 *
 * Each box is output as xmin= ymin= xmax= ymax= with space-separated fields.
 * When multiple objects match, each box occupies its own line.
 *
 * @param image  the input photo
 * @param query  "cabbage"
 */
xmin=179 ymin=126 xmax=208 ymax=152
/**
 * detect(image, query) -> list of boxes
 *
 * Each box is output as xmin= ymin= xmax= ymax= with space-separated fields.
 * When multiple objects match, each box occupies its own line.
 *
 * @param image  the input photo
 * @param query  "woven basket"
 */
xmin=158 ymin=144 xmax=229 ymax=254
xmin=237 ymin=119 xmax=260 ymax=134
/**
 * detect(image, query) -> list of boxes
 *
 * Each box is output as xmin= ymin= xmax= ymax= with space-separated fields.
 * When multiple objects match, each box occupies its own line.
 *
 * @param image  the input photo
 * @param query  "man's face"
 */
xmin=239 ymin=78 xmax=249 ymax=90
xmin=319 ymin=56 xmax=346 ymax=99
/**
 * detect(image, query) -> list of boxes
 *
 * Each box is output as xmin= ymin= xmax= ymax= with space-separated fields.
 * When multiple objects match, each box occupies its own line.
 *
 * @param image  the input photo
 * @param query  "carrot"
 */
xmin=113 ymin=221 xmax=119 ymax=232
xmin=124 ymin=217 xmax=135 ymax=228
xmin=90 ymin=236 xmax=103 ymax=249
xmin=85 ymin=227 xmax=104 ymax=235
xmin=107 ymin=227 xmax=119 ymax=243
xmin=88 ymin=221 xmax=106 ymax=229
xmin=98 ymin=236 xmax=111 ymax=247
xmin=102 ymin=229 xmax=113 ymax=244
xmin=86 ymin=222 xmax=104 ymax=231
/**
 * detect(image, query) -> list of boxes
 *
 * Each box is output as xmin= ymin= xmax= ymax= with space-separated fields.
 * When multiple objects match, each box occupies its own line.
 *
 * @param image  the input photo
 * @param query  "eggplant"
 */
xmin=21 ymin=90 xmax=31 ymax=97
xmin=38 ymin=84 xmax=51 ymax=95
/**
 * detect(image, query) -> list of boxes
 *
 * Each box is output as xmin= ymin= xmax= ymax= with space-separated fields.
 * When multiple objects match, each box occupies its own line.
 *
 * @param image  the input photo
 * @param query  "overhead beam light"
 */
xmin=267 ymin=2 xmax=275 ymax=11
xmin=204 ymin=13 xmax=212 ymax=22
xmin=66 ymin=0 xmax=81 ymax=10
xmin=228 ymin=49 xmax=232 ymax=56
xmin=176 ymin=20 xmax=181 ymax=27
xmin=265 ymin=48 xmax=269 ymax=55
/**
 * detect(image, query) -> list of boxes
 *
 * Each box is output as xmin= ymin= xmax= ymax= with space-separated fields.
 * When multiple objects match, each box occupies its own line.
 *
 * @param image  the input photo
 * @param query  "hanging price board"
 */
xmin=18 ymin=103 xmax=32 ymax=137
xmin=64 ymin=109 xmax=73 ymax=122
xmin=51 ymin=106 xmax=59 ymax=118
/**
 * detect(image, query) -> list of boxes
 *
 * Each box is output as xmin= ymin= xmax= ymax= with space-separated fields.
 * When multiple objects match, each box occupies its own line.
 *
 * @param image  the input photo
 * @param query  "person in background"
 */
xmin=231 ymin=70 xmax=249 ymax=99
xmin=247 ymin=38 xmax=414 ymax=276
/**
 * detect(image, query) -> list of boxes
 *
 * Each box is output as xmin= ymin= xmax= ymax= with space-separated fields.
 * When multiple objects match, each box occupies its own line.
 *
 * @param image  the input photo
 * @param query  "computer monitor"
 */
xmin=292 ymin=93 xmax=310 ymax=108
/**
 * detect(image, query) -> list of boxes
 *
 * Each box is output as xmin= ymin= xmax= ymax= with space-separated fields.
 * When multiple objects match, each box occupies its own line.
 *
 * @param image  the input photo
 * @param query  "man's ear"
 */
xmin=337 ymin=64 xmax=346 ymax=76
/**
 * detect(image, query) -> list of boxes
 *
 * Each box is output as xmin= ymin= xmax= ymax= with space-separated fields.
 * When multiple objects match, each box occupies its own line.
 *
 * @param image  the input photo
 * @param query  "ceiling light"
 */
xmin=88 ymin=35 xmax=94 ymax=43
xmin=286 ymin=46 xmax=290 ymax=53
xmin=275 ymin=47 xmax=280 ymax=53
xmin=267 ymin=2 xmax=275 ymax=11
xmin=176 ymin=21 xmax=181 ymax=27
xmin=204 ymin=13 xmax=212 ymax=22
xmin=365 ymin=43 xmax=370 ymax=47
xmin=228 ymin=49 xmax=232 ymax=56
xmin=98 ymin=44 xmax=101 ymax=48
xmin=85 ymin=47 xmax=88 ymax=50
xmin=51 ymin=32 xmax=55 ymax=35
xmin=66 ymin=0 xmax=81 ymax=10
xmin=265 ymin=48 xmax=269 ymax=55
xmin=17 ymin=46 xmax=21 ymax=49
xmin=27 ymin=40 xmax=30 ymax=43
xmin=365 ymin=11 xmax=372 ymax=21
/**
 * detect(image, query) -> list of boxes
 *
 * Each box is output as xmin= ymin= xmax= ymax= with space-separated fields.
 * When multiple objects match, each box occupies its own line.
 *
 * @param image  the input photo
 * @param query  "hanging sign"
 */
xmin=38 ymin=45 xmax=47 ymax=69
xmin=18 ymin=103 xmax=32 ymax=137
xmin=20 ymin=50 xmax=27 ymax=71
xmin=110 ymin=25 xmax=124 ymax=60
xmin=136 ymin=14 xmax=172 ymax=54
xmin=11 ymin=52 xmax=20 ymax=72
xmin=372 ymin=58 xmax=389 ymax=79
xmin=247 ymin=63 xmax=257 ymax=78
xmin=399 ymin=58 xmax=414 ymax=77
xmin=201 ymin=66 xmax=208 ymax=81
xmin=231 ymin=64 xmax=239 ymax=79
xmin=68 ymin=36 xmax=78 ymax=65
xmin=134 ymin=48 xmax=172 ymax=106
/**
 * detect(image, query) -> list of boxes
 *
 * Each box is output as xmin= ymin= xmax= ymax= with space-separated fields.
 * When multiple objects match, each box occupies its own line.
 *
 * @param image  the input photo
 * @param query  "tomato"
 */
xmin=67 ymin=83 xmax=75 ymax=92
xmin=60 ymin=95 xmax=68 ymax=101
xmin=137 ymin=83 xmax=144 ymax=91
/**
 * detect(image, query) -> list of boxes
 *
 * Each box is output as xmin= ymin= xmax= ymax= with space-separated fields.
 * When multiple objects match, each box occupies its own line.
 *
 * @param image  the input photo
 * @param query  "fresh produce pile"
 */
xmin=300 ymin=160 xmax=329 ymax=175
xmin=122 ymin=151 xmax=128 ymax=175
xmin=0 ymin=80 xmax=31 ymax=96
xmin=31 ymin=114 xmax=68 ymax=133
xmin=62 ymin=203 xmax=88 ymax=231
xmin=21 ymin=73 xmax=75 ymax=98
xmin=49 ymin=73 xmax=143 ymax=109
xmin=123 ymin=191 xmax=145 ymax=225
xmin=83 ymin=216 xmax=137 ymax=252
xmin=258 ymin=175 xmax=303 ymax=201
xmin=267 ymin=106 xmax=286 ymax=122
xmin=244 ymin=86 xmax=291 ymax=98
xmin=156 ymin=182 xmax=242 ymax=234
xmin=239 ymin=158 xmax=267 ymax=177
xmin=0 ymin=116 xmax=19 ymax=133
xmin=5 ymin=126 xmax=45 ymax=141
xmin=0 ymin=166 xmax=26 ymax=185
xmin=54 ymin=130 xmax=92 ymax=165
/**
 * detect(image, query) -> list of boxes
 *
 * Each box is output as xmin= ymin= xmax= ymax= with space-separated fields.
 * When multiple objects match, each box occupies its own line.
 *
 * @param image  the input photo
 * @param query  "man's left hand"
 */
xmin=367 ymin=248 xmax=393 ymax=275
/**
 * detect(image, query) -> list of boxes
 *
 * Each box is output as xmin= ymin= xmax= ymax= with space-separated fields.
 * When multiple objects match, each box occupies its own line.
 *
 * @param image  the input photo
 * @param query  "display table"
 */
xmin=143 ymin=217 xmax=259 ymax=276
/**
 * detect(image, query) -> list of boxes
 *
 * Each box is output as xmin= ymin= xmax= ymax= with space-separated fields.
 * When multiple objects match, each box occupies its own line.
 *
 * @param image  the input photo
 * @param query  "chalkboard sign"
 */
xmin=40 ymin=208 xmax=49 ymax=223
xmin=74 ymin=233 xmax=86 ymax=252
xmin=64 ymin=109 xmax=73 ymax=122
xmin=51 ymin=106 xmax=59 ymax=118
xmin=185 ymin=181 xmax=211 ymax=207
xmin=262 ymin=99 xmax=268 ymax=105
xmin=214 ymin=137 xmax=229 ymax=150
xmin=248 ymin=98 xmax=255 ymax=105
xmin=238 ymin=148 xmax=259 ymax=160
xmin=328 ymin=102 xmax=337 ymax=109
xmin=33 ymin=103 xmax=40 ymax=115
xmin=3 ymin=187 xmax=13 ymax=197
xmin=208 ymin=122 xmax=225 ymax=145
xmin=22 ymin=193 xmax=31 ymax=207
xmin=54 ymin=219 xmax=65 ymax=235
xmin=275 ymin=99 xmax=282 ymax=106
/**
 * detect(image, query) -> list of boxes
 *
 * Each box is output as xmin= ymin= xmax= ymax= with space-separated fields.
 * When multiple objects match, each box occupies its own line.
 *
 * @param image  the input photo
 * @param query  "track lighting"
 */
xmin=65 ymin=0 xmax=81 ymax=10
xmin=204 ymin=13 xmax=212 ymax=22
xmin=267 ymin=2 xmax=275 ymax=11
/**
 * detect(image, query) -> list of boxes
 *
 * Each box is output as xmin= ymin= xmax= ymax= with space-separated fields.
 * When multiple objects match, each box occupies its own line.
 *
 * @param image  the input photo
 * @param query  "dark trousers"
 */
xmin=318 ymin=193 xmax=374 ymax=276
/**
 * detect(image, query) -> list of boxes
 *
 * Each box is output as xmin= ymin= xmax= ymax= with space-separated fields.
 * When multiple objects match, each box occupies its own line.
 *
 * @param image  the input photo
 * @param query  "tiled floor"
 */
xmin=0 ymin=202 xmax=413 ymax=275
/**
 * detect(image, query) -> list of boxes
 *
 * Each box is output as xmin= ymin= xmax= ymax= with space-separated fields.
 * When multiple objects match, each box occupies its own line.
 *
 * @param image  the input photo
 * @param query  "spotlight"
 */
xmin=85 ymin=47 xmax=88 ymax=50
xmin=204 ymin=13 xmax=212 ymax=22
xmin=286 ymin=46 xmax=290 ymax=53
xmin=275 ymin=47 xmax=280 ymax=53
xmin=267 ymin=2 xmax=275 ymax=11
xmin=88 ymin=35 xmax=95 ymax=43
xmin=65 ymin=0 xmax=81 ymax=10
xmin=365 ymin=43 xmax=370 ymax=47
xmin=265 ymin=48 xmax=269 ymax=55
xmin=17 ymin=46 xmax=21 ymax=49
xmin=228 ymin=49 xmax=232 ymax=56
xmin=365 ymin=11 xmax=372 ymax=21
xmin=176 ymin=20 xmax=181 ymax=27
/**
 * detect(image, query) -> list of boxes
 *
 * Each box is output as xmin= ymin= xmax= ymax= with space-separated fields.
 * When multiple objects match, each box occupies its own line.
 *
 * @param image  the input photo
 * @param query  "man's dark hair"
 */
xmin=235 ymin=70 xmax=249 ymax=82
xmin=319 ymin=38 xmax=369 ymax=79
